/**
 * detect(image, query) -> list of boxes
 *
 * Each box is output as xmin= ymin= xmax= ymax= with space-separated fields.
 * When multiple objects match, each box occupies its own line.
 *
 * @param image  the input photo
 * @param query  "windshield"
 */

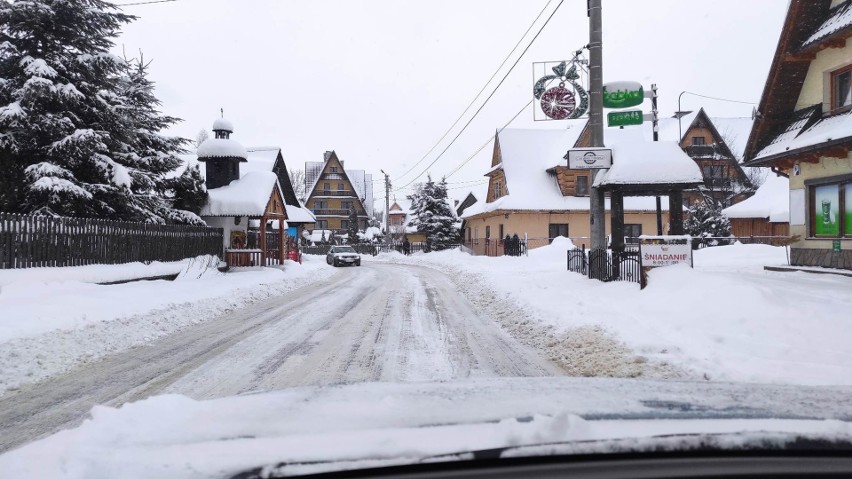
xmin=2 ymin=0 xmax=852 ymax=478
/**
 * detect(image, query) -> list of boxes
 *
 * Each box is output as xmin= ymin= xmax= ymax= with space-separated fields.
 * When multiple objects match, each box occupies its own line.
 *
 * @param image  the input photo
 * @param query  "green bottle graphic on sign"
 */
xmin=822 ymin=199 xmax=832 ymax=225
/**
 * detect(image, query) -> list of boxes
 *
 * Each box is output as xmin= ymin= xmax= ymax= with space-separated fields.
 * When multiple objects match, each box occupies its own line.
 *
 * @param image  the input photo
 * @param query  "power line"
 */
xmin=393 ymin=0 xmax=554 ymax=183
xmin=680 ymin=91 xmax=757 ymax=106
xmin=444 ymin=98 xmax=533 ymax=179
xmin=116 ymin=0 xmax=178 ymax=5
xmin=395 ymin=0 xmax=565 ymax=191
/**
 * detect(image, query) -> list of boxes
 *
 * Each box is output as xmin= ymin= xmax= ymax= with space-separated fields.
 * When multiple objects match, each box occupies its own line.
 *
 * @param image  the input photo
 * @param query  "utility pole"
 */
xmin=588 ymin=0 xmax=606 ymax=279
xmin=380 ymin=169 xmax=391 ymax=244
xmin=652 ymin=83 xmax=663 ymax=235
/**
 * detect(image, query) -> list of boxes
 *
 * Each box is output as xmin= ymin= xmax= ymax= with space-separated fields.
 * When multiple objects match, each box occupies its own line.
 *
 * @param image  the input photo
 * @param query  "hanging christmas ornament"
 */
xmin=533 ymin=61 xmax=589 ymax=120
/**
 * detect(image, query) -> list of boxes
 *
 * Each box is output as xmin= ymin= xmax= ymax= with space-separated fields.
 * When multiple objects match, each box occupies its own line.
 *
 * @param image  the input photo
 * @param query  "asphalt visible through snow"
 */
xmin=0 ymin=262 xmax=564 ymax=453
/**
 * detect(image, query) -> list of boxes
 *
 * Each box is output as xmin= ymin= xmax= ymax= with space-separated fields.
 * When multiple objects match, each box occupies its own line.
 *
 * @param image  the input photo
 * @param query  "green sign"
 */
xmin=813 ymin=184 xmax=840 ymax=236
xmin=608 ymin=110 xmax=644 ymax=127
xmin=602 ymin=81 xmax=644 ymax=108
xmin=834 ymin=239 xmax=842 ymax=253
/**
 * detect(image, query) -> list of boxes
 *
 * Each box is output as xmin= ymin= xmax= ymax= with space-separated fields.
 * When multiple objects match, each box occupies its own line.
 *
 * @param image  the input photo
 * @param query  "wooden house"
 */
xmin=743 ymin=0 xmax=852 ymax=269
xmin=722 ymin=174 xmax=790 ymax=242
xmin=304 ymin=151 xmax=370 ymax=240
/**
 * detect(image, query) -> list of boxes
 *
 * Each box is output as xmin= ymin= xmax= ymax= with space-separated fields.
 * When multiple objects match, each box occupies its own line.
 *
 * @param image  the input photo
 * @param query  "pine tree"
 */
xmin=347 ymin=207 xmax=359 ymax=244
xmin=407 ymin=175 xmax=458 ymax=251
xmin=0 ymin=1 xmax=198 ymax=224
xmin=168 ymin=162 xmax=207 ymax=214
xmin=684 ymin=199 xmax=732 ymax=248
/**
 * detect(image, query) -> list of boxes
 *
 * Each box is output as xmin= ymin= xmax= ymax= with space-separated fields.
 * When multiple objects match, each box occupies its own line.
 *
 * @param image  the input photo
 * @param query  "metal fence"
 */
xmin=567 ymin=246 xmax=642 ymax=284
xmin=0 ymin=212 xmax=224 ymax=269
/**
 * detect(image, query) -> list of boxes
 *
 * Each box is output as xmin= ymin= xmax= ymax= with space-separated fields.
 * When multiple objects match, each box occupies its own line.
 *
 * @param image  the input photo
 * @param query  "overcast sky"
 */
xmin=113 ymin=0 xmax=788 ymax=203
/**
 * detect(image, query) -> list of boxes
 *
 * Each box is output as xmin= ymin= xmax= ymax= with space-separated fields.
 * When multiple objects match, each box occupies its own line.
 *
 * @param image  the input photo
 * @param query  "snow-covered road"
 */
xmin=0 ymin=262 xmax=563 ymax=453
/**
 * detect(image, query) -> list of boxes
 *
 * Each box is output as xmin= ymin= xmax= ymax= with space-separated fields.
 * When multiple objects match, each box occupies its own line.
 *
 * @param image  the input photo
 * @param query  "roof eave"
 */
xmin=744 ymin=137 xmax=852 ymax=166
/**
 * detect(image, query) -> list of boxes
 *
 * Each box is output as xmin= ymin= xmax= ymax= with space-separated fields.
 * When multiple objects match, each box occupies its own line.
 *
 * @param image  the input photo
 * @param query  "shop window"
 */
xmin=808 ymin=178 xmax=852 ymax=237
xmin=548 ymin=223 xmax=569 ymax=242
xmin=832 ymin=65 xmax=852 ymax=113
xmin=576 ymin=175 xmax=589 ymax=196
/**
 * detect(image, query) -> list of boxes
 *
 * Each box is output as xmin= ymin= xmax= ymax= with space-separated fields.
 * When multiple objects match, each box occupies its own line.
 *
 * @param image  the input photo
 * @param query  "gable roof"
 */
xmin=800 ymin=0 xmax=852 ymax=53
xmin=305 ymin=150 xmax=368 ymax=215
xmin=744 ymin=0 xmax=841 ymax=162
xmin=722 ymin=174 xmax=790 ymax=223
xmin=466 ymin=128 xmax=669 ymax=218
xmin=244 ymin=146 xmax=301 ymax=207
xmin=200 ymin=171 xmax=285 ymax=217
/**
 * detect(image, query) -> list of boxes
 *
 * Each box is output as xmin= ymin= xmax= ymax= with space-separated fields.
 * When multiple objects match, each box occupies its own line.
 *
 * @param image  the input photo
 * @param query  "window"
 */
xmin=624 ymin=224 xmax=642 ymax=244
xmin=330 ymin=167 xmax=337 ymax=173
xmin=485 ymin=225 xmax=491 ymax=240
xmin=317 ymin=220 xmax=328 ymax=229
xmin=316 ymin=200 xmax=327 ymax=209
xmin=341 ymin=220 xmax=349 ymax=229
xmin=807 ymin=176 xmax=852 ymax=238
xmin=499 ymin=224 xmax=504 ymax=240
xmin=494 ymin=181 xmax=502 ymax=198
xmin=832 ymin=65 xmax=852 ymax=112
xmin=548 ymin=223 xmax=569 ymax=242
xmin=342 ymin=200 xmax=353 ymax=210
xmin=338 ymin=183 xmax=344 ymax=191
xmin=323 ymin=183 xmax=330 ymax=191
xmin=692 ymin=136 xmax=706 ymax=146
xmin=576 ymin=176 xmax=589 ymax=196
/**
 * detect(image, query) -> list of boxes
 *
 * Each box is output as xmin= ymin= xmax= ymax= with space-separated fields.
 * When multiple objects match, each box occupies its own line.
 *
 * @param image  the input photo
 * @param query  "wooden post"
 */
xmin=259 ymin=216 xmax=267 ymax=267
xmin=668 ymin=190 xmax=685 ymax=235
xmin=610 ymin=191 xmax=625 ymax=253
xmin=279 ymin=218 xmax=285 ymax=264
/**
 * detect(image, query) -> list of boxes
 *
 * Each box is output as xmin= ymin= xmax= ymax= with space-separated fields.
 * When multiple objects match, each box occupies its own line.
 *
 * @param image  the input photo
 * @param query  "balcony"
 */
xmin=313 ymin=209 xmax=351 ymax=216
xmin=684 ymin=145 xmax=719 ymax=158
xmin=313 ymin=190 xmax=356 ymax=197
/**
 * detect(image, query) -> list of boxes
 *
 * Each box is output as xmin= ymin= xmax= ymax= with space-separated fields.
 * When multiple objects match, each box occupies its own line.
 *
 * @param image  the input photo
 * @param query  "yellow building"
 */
xmin=744 ymin=0 xmax=852 ymax=269
xmin=304 ymin=151 xmax=369 ymax=239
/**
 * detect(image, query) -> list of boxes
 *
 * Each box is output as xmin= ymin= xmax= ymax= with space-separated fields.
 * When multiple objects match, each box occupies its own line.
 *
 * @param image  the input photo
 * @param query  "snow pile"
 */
xmin=0 ymin=256 xmax=335 ymax=396
xmin=200 ymin=171 xmax=279 ymax=216
xmin=197 ymin=137 xmax=247 ymax=159
xmin=723 ymin=174 xmax=789 ymax=222
xmin=0 ymin=258 xmax=190 ymax=288
xmin=376 ymin=243 xmax=852 ymax=386
xmin=593 ymin=140 xmax=704 ymax=186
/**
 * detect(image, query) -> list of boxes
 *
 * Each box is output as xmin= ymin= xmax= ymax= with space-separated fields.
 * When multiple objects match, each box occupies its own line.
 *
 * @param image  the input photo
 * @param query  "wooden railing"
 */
xmin=0 ymin=213 xmax=223 ymax=269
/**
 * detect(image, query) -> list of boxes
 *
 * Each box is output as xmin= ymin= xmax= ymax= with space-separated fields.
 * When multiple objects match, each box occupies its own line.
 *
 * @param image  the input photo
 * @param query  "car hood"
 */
xmin=2 ymin=377 xmax=852 ymax=478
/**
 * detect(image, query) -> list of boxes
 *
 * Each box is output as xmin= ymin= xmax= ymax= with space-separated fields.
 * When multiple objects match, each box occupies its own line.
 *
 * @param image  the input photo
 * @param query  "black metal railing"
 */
xmin=567 ymin=246 xmax=641 ymax=285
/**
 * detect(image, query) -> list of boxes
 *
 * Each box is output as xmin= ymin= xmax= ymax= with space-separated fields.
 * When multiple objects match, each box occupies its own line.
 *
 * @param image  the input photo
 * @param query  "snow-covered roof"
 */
xmin=240 ymin=146 xmax=280 ymax=175
xmin=200 ymin=171 xmax=279 ymax=217
xmin=197 ymin=138 xmax=247 ymax=160
xmin=801 ymin=0 xmax=852 ymax=50
xmin=722 ymin=174 xmax=790 ymax=223
xmin=709 ymin=117 xmax=754 ymax=161
xmin=212 ymin=117 xmax=234 ymax=132
xmin=754 ymin=108 xmax=852 ymax=161
xmin=592 ymin=140 xmax=704 ymax=187
xmin=284 ymin=203 xmax=316 ymax=224
xmin=465 ymin=128 xmax=673 ymax=218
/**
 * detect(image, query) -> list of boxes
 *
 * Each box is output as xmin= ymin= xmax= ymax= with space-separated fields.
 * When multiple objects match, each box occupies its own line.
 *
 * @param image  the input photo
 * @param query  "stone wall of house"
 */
xmin=791 ymin=247 xmax=852 ymax=270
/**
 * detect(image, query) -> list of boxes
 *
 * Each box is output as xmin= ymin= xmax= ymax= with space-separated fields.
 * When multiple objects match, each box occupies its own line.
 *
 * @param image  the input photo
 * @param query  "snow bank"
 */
xmin=0 ymin=256 xmax=335 ymax=396
xmin=376 ymin=243 xmax=852 ymax=386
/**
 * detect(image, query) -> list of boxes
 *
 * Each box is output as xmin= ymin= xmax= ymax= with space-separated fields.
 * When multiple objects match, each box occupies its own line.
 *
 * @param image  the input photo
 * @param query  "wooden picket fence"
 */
xmin=0 ymin=212 xmax=224 ymax=269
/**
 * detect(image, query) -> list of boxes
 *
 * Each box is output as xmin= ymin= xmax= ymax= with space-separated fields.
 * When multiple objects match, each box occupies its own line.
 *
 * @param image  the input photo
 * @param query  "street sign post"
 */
xmin=565 ymin=148 xmax=613 ymax=169
xmin=602 ymin=81 xmax=644 ymax=109
xmin=607 ymin=110 xmax=643 ymax=127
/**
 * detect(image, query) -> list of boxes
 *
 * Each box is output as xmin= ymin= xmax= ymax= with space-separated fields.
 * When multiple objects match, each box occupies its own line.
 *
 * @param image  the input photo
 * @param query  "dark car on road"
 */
xmin=326 ymin=246 xmax=361 ymax=267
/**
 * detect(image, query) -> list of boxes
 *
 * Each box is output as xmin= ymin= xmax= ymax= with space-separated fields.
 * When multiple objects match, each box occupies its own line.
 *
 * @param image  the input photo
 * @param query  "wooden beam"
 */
xmin=822 ymin=146 xmax=850 ymax=159
xmin=782 ymin=52 xmax=816 ymax=62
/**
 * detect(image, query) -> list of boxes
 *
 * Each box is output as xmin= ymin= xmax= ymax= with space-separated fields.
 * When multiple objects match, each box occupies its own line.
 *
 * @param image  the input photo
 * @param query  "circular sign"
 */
xmin=540 ymin=83 xmax=576 ymax=120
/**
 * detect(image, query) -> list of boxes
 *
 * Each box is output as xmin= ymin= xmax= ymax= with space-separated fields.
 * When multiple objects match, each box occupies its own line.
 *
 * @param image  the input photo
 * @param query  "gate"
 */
xmin=567 ymin=247 xmax=641 ymax=284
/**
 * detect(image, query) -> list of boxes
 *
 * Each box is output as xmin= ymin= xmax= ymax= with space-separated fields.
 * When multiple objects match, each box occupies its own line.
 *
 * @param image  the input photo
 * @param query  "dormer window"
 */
xmin=832 ymin=65 xmax=852 ymax=113
xmin=692 ymin=136 xmax=706 ymax=146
